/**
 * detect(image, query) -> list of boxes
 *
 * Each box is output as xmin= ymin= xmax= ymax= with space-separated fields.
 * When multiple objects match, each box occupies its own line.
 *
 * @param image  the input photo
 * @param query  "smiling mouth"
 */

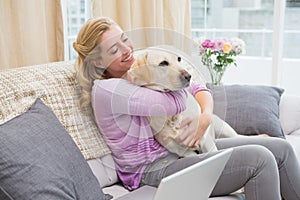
xmin=122 ymin=54 xmax=133 ymax=62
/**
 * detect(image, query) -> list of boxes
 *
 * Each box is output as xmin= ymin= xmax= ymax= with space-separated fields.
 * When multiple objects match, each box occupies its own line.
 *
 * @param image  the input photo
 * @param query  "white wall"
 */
xmin=280 ymin=59 xmax=300 ymax=95
xmin=223 ymin=57 xmax=300 ymax=96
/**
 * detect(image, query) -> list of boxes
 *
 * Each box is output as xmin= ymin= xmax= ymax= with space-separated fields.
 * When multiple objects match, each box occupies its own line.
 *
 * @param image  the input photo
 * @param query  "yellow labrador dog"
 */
xmin=124 ymin=50 xmax=244 ymax=156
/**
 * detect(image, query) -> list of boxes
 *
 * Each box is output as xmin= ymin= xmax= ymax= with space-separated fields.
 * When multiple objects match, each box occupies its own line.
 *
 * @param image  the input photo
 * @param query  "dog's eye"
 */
xmin=159 ymin=60 xmax=169 ymax=66
xmin=177 ymin=57 xmax=181 ymax=62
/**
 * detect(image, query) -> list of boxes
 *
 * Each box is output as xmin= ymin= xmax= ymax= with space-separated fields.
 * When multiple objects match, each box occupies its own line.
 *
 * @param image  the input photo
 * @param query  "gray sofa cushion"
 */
xmin=207 ymin=84 xmax=285 ymax=138
xmin=0 ymin=98 xmax=112 ymax=200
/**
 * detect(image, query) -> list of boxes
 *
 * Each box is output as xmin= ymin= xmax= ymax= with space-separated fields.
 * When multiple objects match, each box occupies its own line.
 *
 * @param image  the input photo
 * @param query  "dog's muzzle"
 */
xmin=180 ymin=70 xmax=192 ymax=86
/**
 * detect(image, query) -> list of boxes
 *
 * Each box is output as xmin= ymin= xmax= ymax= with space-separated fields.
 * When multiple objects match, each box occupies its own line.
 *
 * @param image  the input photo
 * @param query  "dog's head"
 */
xmin=126 ymin=50 xmax=191 ymax=92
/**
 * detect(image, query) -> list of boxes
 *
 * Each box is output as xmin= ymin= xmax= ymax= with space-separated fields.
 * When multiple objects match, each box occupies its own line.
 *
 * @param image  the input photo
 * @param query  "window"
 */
xmin=63 ymin=0 xmax=300 ymax=60
xmin=62 ymin=0 xmax=91 ymax=60
xmin=191 ymin=0 xmax=300 ymax=59
xmin=284 ymin=0 xmax=300 ymax=59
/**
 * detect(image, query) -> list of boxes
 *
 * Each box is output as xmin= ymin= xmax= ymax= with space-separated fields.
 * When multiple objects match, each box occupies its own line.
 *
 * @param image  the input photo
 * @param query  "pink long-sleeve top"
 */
xmin=92 ymin=78 xmax=209 ymax=190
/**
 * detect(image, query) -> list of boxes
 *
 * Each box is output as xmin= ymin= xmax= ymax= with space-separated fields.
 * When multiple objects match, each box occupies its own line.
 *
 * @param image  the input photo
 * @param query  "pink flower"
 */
xmin=214 ymin=38 xmax=226 ymax=51
xmin=201 ymin=39 xmax=215 ymax=49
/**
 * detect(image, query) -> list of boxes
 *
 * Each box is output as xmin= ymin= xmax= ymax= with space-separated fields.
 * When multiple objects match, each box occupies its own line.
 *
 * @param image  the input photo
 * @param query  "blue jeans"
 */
xmin=140 ymin=137 xmax=300 ymax=200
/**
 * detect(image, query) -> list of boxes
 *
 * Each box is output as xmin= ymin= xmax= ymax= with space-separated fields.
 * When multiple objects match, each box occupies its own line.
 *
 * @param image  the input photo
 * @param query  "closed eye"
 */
xmin=159 ymin=60 xmax=169 ymax=66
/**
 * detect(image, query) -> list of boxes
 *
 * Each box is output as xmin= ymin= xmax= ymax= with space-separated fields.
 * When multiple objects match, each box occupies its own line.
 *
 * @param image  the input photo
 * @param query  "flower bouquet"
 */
xmin=195 ymin=37 xmax=245 ymax=85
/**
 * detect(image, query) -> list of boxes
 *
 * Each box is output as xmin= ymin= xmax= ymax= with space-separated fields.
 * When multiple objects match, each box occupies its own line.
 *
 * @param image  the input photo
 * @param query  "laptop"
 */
xmin=115 ymin=148 xmax=233 ymax=200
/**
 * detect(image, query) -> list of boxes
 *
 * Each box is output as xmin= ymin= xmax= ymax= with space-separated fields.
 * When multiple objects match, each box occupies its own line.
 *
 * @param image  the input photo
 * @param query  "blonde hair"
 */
xmin=73 ymin=17 xmax=116 ymax=112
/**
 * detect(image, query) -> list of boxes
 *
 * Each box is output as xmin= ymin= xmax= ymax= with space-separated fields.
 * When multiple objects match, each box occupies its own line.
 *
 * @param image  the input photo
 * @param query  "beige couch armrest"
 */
xmin=279 ymin=94 xmax=300 ymax=135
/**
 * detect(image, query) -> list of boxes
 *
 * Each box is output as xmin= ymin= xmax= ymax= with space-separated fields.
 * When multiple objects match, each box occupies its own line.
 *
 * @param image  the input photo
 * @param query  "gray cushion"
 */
xmin=0 ymin=98 xmax=112 ymax=200
xmin=207 ymin=84 xmax=285 ymax=138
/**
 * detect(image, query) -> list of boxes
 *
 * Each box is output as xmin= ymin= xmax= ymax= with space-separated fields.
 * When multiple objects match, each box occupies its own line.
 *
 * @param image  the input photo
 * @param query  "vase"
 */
xmin=205 ymin=63 xmax=225 ymax=86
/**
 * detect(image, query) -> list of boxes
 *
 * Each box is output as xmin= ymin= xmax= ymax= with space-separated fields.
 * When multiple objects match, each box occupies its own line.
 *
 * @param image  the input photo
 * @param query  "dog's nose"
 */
xmin=181 ymin=70 xmax=191 ymax=82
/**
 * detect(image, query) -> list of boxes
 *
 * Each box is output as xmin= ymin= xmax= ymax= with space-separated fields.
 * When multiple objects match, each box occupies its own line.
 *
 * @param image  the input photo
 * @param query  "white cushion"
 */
xmin=279 ymin=94 xmax=300 ymax=135
xmin=88 ymin=154 xmax=118 ymax=188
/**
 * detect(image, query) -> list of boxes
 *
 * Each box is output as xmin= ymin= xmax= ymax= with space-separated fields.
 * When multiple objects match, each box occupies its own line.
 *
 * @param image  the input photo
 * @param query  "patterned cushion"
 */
xmin=0 ymin=61 xmax=110 ymax=160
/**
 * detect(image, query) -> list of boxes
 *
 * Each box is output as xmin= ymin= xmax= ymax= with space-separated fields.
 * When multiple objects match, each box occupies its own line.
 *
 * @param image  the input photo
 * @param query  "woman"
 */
xmin=73 ymin=17 xmax=300 ymax=200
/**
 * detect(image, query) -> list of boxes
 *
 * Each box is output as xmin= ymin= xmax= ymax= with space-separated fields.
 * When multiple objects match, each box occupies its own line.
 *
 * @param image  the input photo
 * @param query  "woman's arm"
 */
xmin=194 ymin=88 xmax=214 ymax=120
xmin=175 ymin=82 xmax=214 ymax=147
xmin=192 ymin=90 xmax=213 ymax=144
xmin=93 ymin=78 xmax=187 ymax=117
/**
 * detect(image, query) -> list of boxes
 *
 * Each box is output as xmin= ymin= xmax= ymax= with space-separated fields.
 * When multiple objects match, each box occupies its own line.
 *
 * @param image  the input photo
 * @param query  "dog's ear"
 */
xmin=143 ymin=51 xmax=148 ymax=61
xmin=123 ymin=70 xmax=134 ymax=83
xmin=138 ymin=51 xmax=148 ymax=67
xmin=126 ymin=69 xmax=148 ymax=86
xmin=139 ymin=51 xmax=148 ymax=60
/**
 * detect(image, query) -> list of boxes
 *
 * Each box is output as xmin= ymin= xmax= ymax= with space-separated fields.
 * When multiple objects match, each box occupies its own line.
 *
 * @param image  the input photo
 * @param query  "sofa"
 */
xmin=0 ymin=60 xmax=299 ymax=200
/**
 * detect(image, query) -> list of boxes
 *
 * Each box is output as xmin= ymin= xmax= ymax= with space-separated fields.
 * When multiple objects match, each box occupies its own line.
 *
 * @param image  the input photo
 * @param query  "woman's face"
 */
xmin=97 ymin=25 xmax=135 ymax=78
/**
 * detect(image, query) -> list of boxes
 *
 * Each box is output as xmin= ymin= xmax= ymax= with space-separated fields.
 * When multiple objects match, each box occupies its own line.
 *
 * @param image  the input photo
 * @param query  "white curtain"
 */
xmin=0 ymin=0 xmax=64 ymax=70
xmin=91 ymin=0 xmax=192 ymax=54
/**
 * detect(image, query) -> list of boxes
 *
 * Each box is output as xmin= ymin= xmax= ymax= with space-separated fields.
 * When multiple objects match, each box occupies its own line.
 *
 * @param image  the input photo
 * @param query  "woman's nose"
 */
xmin=119 ymin=43 xmax=131 ymax=54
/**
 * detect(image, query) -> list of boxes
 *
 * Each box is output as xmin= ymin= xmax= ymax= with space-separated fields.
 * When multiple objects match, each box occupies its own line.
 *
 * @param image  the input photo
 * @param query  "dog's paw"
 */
xmin=168 ymin=115 xmax=182 ymax=128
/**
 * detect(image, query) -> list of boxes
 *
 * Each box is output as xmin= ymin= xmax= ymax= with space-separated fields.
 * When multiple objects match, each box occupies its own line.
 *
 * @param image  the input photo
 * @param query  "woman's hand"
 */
xmin=174 ymin=88 xmax=214 ymax=147
xmin=175 ymin=112 xmax=212 ymax=147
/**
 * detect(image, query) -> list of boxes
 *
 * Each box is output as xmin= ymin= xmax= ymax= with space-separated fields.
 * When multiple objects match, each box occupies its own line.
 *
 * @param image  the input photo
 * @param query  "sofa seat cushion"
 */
xmin=0 ymin=61 xmax=110 ymax=160
xmin=209 ymin=195 xmax=245 ymax=200
xmin=286 ymin=135 xmax=300 ymax=161
xmin=88 ymin=154 xmax=119 ymax=188
xmin=0 ymin=98 xmax=112 ymax=200
xmin=102 ymin=185 xmax=130 ymax=199
xmin=102 ymin=184 xmax=244 ymax=200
